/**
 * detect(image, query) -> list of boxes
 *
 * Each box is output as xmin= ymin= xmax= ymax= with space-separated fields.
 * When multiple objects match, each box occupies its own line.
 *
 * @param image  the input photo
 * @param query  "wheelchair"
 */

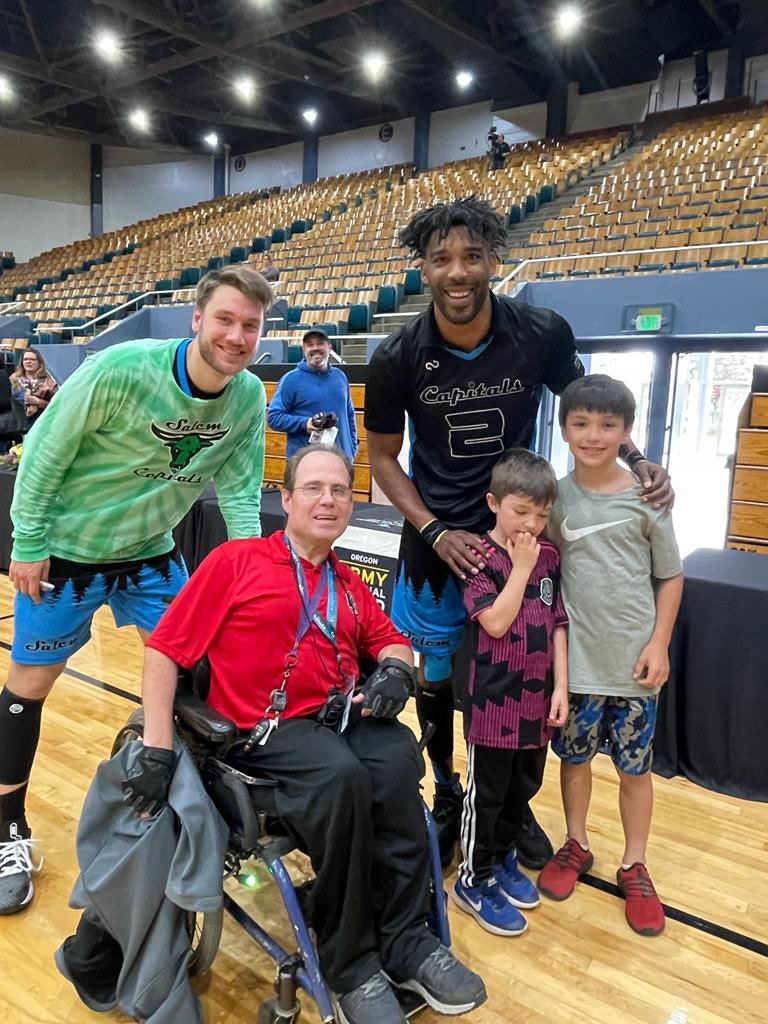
xmin=112 ymin=662 xmax=450 ymax=1024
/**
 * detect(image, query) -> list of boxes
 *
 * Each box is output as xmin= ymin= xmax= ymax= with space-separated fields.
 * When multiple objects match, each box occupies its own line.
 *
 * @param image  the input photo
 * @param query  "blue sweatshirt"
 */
xmin=267 ymin=360 xmax=358 ymax=460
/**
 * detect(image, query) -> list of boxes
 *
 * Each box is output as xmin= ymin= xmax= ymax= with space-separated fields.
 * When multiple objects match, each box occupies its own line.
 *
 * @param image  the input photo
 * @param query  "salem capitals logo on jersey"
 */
xmin=539 ymin=577 xmax=554 ymax=606
xmin=420 ymin=377 xmax=524 ymax=408
xmin=139 ymin=418 xmax=232 ymax=478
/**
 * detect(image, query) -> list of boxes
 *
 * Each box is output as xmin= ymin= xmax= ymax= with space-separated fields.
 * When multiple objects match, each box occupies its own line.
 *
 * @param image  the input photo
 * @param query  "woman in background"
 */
xmin=10 ymin=348 xmax=59 ymax=430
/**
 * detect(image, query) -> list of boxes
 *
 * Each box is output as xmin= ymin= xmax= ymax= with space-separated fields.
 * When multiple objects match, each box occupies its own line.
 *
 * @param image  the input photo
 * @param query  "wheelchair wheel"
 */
xmin=186 ymin=905 xmax=224 ymax=976
xmin=110 ymin=707 xmax=145 ymax=756
xmin=110 ymin=705 xmax=224 ymax=975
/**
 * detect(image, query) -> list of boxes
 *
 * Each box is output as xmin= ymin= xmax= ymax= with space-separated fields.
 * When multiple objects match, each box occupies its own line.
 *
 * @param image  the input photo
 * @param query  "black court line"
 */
xmin=0 ymin=639 xmax=142 ymax=704
xmin=2 ymin=634 xmax=765 ymax=961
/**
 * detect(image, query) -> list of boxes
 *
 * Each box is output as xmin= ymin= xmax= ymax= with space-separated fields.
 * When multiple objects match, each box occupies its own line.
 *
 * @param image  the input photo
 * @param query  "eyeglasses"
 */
xmin=292 ymin=483 xmax=353 ymax=501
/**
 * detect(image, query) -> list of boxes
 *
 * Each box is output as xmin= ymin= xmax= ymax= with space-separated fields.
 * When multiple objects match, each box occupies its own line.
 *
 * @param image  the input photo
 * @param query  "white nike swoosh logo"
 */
xmin=561 ymin=515 xmax=632 ymax=542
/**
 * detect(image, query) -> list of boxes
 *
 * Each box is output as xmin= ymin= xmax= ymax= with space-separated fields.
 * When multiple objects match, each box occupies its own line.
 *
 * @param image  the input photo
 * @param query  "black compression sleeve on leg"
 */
xmin=415 ymin=682 xmax=455 ymax=765
xmin=0 ymin=687 xmax=45 ymax=786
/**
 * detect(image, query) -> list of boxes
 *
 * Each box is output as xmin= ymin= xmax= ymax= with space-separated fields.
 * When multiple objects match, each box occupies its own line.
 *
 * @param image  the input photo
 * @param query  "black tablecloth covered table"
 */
xmin=0 ymin=466 xmax=15 ymax=571
xmin=654 ymin=548 xmax=768 ymax=801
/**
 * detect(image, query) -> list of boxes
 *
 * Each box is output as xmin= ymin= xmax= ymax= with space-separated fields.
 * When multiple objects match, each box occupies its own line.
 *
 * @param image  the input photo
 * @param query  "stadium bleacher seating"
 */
xmin=499 ymin=106 xmax=768 ymax=287
xmin=2 ymin=127 xmax=628 ymax=344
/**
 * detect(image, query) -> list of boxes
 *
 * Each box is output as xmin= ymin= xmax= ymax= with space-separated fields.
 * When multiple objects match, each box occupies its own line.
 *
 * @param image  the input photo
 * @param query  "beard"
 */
xmin=431 ymin=286 xmax=489 ymax=326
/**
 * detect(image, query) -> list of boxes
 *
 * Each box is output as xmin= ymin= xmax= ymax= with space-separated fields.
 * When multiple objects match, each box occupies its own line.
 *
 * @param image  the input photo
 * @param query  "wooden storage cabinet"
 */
xmin=727 ymin=390 xmax=768 ymax=552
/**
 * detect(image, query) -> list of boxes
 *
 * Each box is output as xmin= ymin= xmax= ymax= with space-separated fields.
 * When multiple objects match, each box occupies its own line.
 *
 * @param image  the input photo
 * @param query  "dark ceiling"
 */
xmin=0 ymin=0 xmax=766 ymax=156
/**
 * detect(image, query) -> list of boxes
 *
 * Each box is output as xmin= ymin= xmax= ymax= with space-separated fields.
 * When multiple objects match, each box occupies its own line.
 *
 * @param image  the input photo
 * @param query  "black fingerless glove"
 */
xmin=360 ymin=657 xmax=416 ymax=719
xmin=122 ymin=746 xmax=177 ymax=815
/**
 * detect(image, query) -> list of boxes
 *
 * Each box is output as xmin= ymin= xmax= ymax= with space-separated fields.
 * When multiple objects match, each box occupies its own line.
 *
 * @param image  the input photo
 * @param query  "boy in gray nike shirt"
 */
xmin=539 ymin=375 xmax=683 ymax=937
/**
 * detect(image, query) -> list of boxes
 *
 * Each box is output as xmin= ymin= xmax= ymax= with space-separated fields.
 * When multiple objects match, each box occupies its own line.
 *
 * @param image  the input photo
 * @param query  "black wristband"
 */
xmin=420 ymin=519 xmax=448 ymax=547
xmin=625 ymin=450 xmax=647 ymax=469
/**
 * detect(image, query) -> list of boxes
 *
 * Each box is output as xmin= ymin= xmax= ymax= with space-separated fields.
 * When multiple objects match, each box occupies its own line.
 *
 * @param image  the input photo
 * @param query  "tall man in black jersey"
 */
xmin=365 ymin=198 xmax=673 ymax=866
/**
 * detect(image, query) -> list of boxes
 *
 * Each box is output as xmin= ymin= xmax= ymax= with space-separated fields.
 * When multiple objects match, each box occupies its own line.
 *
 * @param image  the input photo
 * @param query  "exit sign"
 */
xmin=637 ymin=313 xmax=663 ymax=331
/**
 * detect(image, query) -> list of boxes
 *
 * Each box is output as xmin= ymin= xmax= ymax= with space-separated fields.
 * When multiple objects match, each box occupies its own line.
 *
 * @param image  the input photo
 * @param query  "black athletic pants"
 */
xmin=227 ymin=709 xmax=439 ymax=994
xmin=458 ymin=743 xmax=547 ymax=888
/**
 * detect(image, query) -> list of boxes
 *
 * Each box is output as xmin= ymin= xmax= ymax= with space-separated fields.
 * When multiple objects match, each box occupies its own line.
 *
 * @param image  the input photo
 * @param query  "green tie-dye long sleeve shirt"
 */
xmin=10 ymin=337 xmax=266 ymax=563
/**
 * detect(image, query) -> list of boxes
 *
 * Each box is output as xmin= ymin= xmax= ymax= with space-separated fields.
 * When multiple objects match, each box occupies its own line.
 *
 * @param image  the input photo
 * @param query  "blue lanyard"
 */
xmin=284 ymin=533 xmax=338 ymax=650
xmin=175 ymin=338 xmax=193 ymax=397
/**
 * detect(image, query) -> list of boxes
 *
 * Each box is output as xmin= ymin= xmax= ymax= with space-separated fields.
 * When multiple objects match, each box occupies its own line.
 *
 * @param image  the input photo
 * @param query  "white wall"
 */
xmin=232 ymin=142 xmax=303 ymax=193
xmin=0 ymin=128 xmax=90 ymax=262
xmin=428 ymin=100 xmax=493 ymax=167
xmin=494 ymin=101 xmax=547 ymax=144
xmin=568 ymin=81 xmax=653 ymax=133
xmin=318 ymin=117 xmax=414 ymax=178
xmin=745 ymin=53 xmax=768 ymax=103
xmin=102 ymin=145 xmax=213 ymax=233
xmin=649 ymin=50 xmax=727 ymax=113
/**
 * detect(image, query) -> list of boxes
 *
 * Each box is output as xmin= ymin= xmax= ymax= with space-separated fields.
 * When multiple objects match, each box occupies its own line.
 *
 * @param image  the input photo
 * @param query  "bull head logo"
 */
xmin=151 ymin=423 xmax=230 ymax=470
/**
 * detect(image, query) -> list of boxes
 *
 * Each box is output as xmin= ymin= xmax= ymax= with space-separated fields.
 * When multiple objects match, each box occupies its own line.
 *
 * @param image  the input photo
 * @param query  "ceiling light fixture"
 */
xmin=302 ymin=107 xmax=318 ymax=126
xmin=0 ymin=75 xmax=13 ymax=102
xmin=234 ymin=75 xmax=256 ymax=101
xmin=362 ymin=52 xmax=387 ymax=80
xmin=554 ymin=5 xmax=583 ymax=39
xmin=203 ymin=131 xmax=219 ymax=149
xmin=456 ymin=70 xmax=474 ymax=90
xmin=128 ymin=107 xmax=150 ymax=132
xmin=95 ymin=29 xmax=121 ymax=62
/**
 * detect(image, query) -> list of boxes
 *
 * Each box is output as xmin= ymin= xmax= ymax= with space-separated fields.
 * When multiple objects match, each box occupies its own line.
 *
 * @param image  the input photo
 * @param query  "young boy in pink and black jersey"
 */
xmin=452 ymin=449 xmax=569 ymax=936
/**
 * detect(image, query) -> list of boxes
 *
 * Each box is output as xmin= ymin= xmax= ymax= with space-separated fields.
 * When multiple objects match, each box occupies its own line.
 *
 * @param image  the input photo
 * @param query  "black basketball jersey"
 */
xmin=365 ymin=293 xmax=583 ymax=532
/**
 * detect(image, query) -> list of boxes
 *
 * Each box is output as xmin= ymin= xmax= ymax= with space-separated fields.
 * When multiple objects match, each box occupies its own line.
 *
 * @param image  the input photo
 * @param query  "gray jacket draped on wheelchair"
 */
xmin=54 ymin=738 xmax=228 ymax=1023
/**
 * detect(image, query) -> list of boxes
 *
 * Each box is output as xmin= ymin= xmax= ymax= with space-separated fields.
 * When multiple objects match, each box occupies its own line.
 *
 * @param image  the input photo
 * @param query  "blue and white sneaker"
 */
xmin=494 ymin=848 xmax=540 ymax=909
xmin=452 ymin=876 xmax=528 ymax=936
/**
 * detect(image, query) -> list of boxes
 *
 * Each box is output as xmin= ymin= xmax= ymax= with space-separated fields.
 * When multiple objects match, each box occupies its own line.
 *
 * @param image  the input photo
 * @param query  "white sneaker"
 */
xmin=0 ymin=823 xmax=43 ymax=914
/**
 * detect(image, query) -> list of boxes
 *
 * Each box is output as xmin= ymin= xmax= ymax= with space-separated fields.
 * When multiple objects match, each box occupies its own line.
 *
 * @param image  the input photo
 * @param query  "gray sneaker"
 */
xmin=398 ymin=945 xmax=487 ymax=1015
xmin=335 ymin=970 xmax=407 ymax=1024
xmin=0 ymin=823 xmax=42 ymax=915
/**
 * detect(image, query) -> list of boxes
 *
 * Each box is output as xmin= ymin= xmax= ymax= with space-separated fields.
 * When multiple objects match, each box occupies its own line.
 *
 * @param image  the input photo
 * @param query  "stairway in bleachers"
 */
xmin=503 ymin=135 xmax=651 ymax=263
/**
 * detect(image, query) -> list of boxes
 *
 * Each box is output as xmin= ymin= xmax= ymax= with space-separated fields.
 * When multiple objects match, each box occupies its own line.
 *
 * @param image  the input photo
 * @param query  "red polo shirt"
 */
xmin=147 ymin=532 xmax=409 ymax=728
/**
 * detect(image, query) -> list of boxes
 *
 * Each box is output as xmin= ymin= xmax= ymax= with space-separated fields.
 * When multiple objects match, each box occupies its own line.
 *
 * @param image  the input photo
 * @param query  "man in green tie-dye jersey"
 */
xmin=0 ymin=265 xmax=272 ymax=914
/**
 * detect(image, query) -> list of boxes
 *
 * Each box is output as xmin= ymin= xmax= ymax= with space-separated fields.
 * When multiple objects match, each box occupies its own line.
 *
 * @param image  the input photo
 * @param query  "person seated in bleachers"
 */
xmin=128 ymin=445 xmax=488 ymax=1024
xmin=10 ymin=348 xmax=59 ymax=431
xmin=259 ymin=254 xmax=280 ymax=282
xmin=268 ymin=329 xmax=358 ymax=461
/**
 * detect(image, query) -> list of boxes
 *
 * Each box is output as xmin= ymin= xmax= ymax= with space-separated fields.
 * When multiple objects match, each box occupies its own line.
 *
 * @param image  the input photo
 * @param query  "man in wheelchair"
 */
xmin=127 ymin=445 xmax=487 ymax=1024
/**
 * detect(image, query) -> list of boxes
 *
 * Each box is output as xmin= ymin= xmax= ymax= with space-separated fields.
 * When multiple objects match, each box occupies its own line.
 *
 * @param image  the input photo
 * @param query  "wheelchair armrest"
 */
xmin=173 ymin=690 xmax=238 ymax=744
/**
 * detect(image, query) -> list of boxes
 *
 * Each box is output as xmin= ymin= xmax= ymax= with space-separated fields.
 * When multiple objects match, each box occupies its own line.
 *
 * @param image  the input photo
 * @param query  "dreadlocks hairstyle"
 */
xmin=398 ymin=196 xmax=508 ymax=260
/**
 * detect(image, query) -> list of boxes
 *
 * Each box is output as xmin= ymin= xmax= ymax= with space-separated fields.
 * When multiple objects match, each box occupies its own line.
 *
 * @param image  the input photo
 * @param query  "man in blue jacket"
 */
xmin=268 ymin=330 xmax=358 ymax=460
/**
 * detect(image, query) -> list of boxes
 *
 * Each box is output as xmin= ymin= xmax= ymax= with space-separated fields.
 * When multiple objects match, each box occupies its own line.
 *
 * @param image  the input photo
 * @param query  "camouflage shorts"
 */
xmin=551 ymin=693 xmax=658 ymax=775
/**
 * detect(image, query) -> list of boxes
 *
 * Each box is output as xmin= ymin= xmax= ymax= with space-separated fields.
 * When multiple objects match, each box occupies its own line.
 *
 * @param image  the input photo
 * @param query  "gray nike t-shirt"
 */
xmin=549 ymin=472 xmax=682 ymax=697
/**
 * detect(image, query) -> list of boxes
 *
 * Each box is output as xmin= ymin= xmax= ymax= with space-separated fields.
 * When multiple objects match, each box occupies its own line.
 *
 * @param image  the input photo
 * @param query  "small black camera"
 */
xmin=311 ymin=412 xmax=337 ymax=430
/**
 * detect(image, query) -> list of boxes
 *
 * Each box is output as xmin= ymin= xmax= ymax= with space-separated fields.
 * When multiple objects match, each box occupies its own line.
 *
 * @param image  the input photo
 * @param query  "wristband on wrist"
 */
xmin=420 ymin=519 xmax=448 ymax=547
xmin=625 ymin=450 xmax=647 ymax=469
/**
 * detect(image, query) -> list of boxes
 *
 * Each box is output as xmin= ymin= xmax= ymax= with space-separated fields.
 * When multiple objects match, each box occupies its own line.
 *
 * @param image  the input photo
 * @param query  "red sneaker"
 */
xmin=537 ymin=839 xmax=594 ymax=901
xmin=616 ymin=863 xmax=665 ymax=936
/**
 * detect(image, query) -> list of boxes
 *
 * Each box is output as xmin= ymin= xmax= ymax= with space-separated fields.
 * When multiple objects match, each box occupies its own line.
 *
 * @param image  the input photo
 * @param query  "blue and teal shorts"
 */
xmin=12 ymin=549 xmax=188 ymax=665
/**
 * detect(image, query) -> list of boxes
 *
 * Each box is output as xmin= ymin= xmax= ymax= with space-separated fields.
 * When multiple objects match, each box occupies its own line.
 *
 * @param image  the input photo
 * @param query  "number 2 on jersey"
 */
xmin=445 ymin=407 xmax=506 ymax=458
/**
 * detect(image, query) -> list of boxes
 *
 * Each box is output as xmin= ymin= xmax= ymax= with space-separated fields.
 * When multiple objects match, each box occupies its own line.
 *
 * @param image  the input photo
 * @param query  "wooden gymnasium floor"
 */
xmin=0 ymin=575 xmax=766 ymax=1024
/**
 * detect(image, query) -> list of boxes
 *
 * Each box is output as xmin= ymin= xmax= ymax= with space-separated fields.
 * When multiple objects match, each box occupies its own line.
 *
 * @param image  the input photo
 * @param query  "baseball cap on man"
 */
xmin=302 ymin=329 xmax=330 ymax=344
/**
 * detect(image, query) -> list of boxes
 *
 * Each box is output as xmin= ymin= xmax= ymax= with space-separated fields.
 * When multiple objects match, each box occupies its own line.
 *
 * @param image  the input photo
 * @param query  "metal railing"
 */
xmin=76 ymin=289 xmax=179 ymax=334
xmin=495 ymin=237 xmax=768 ymax=294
